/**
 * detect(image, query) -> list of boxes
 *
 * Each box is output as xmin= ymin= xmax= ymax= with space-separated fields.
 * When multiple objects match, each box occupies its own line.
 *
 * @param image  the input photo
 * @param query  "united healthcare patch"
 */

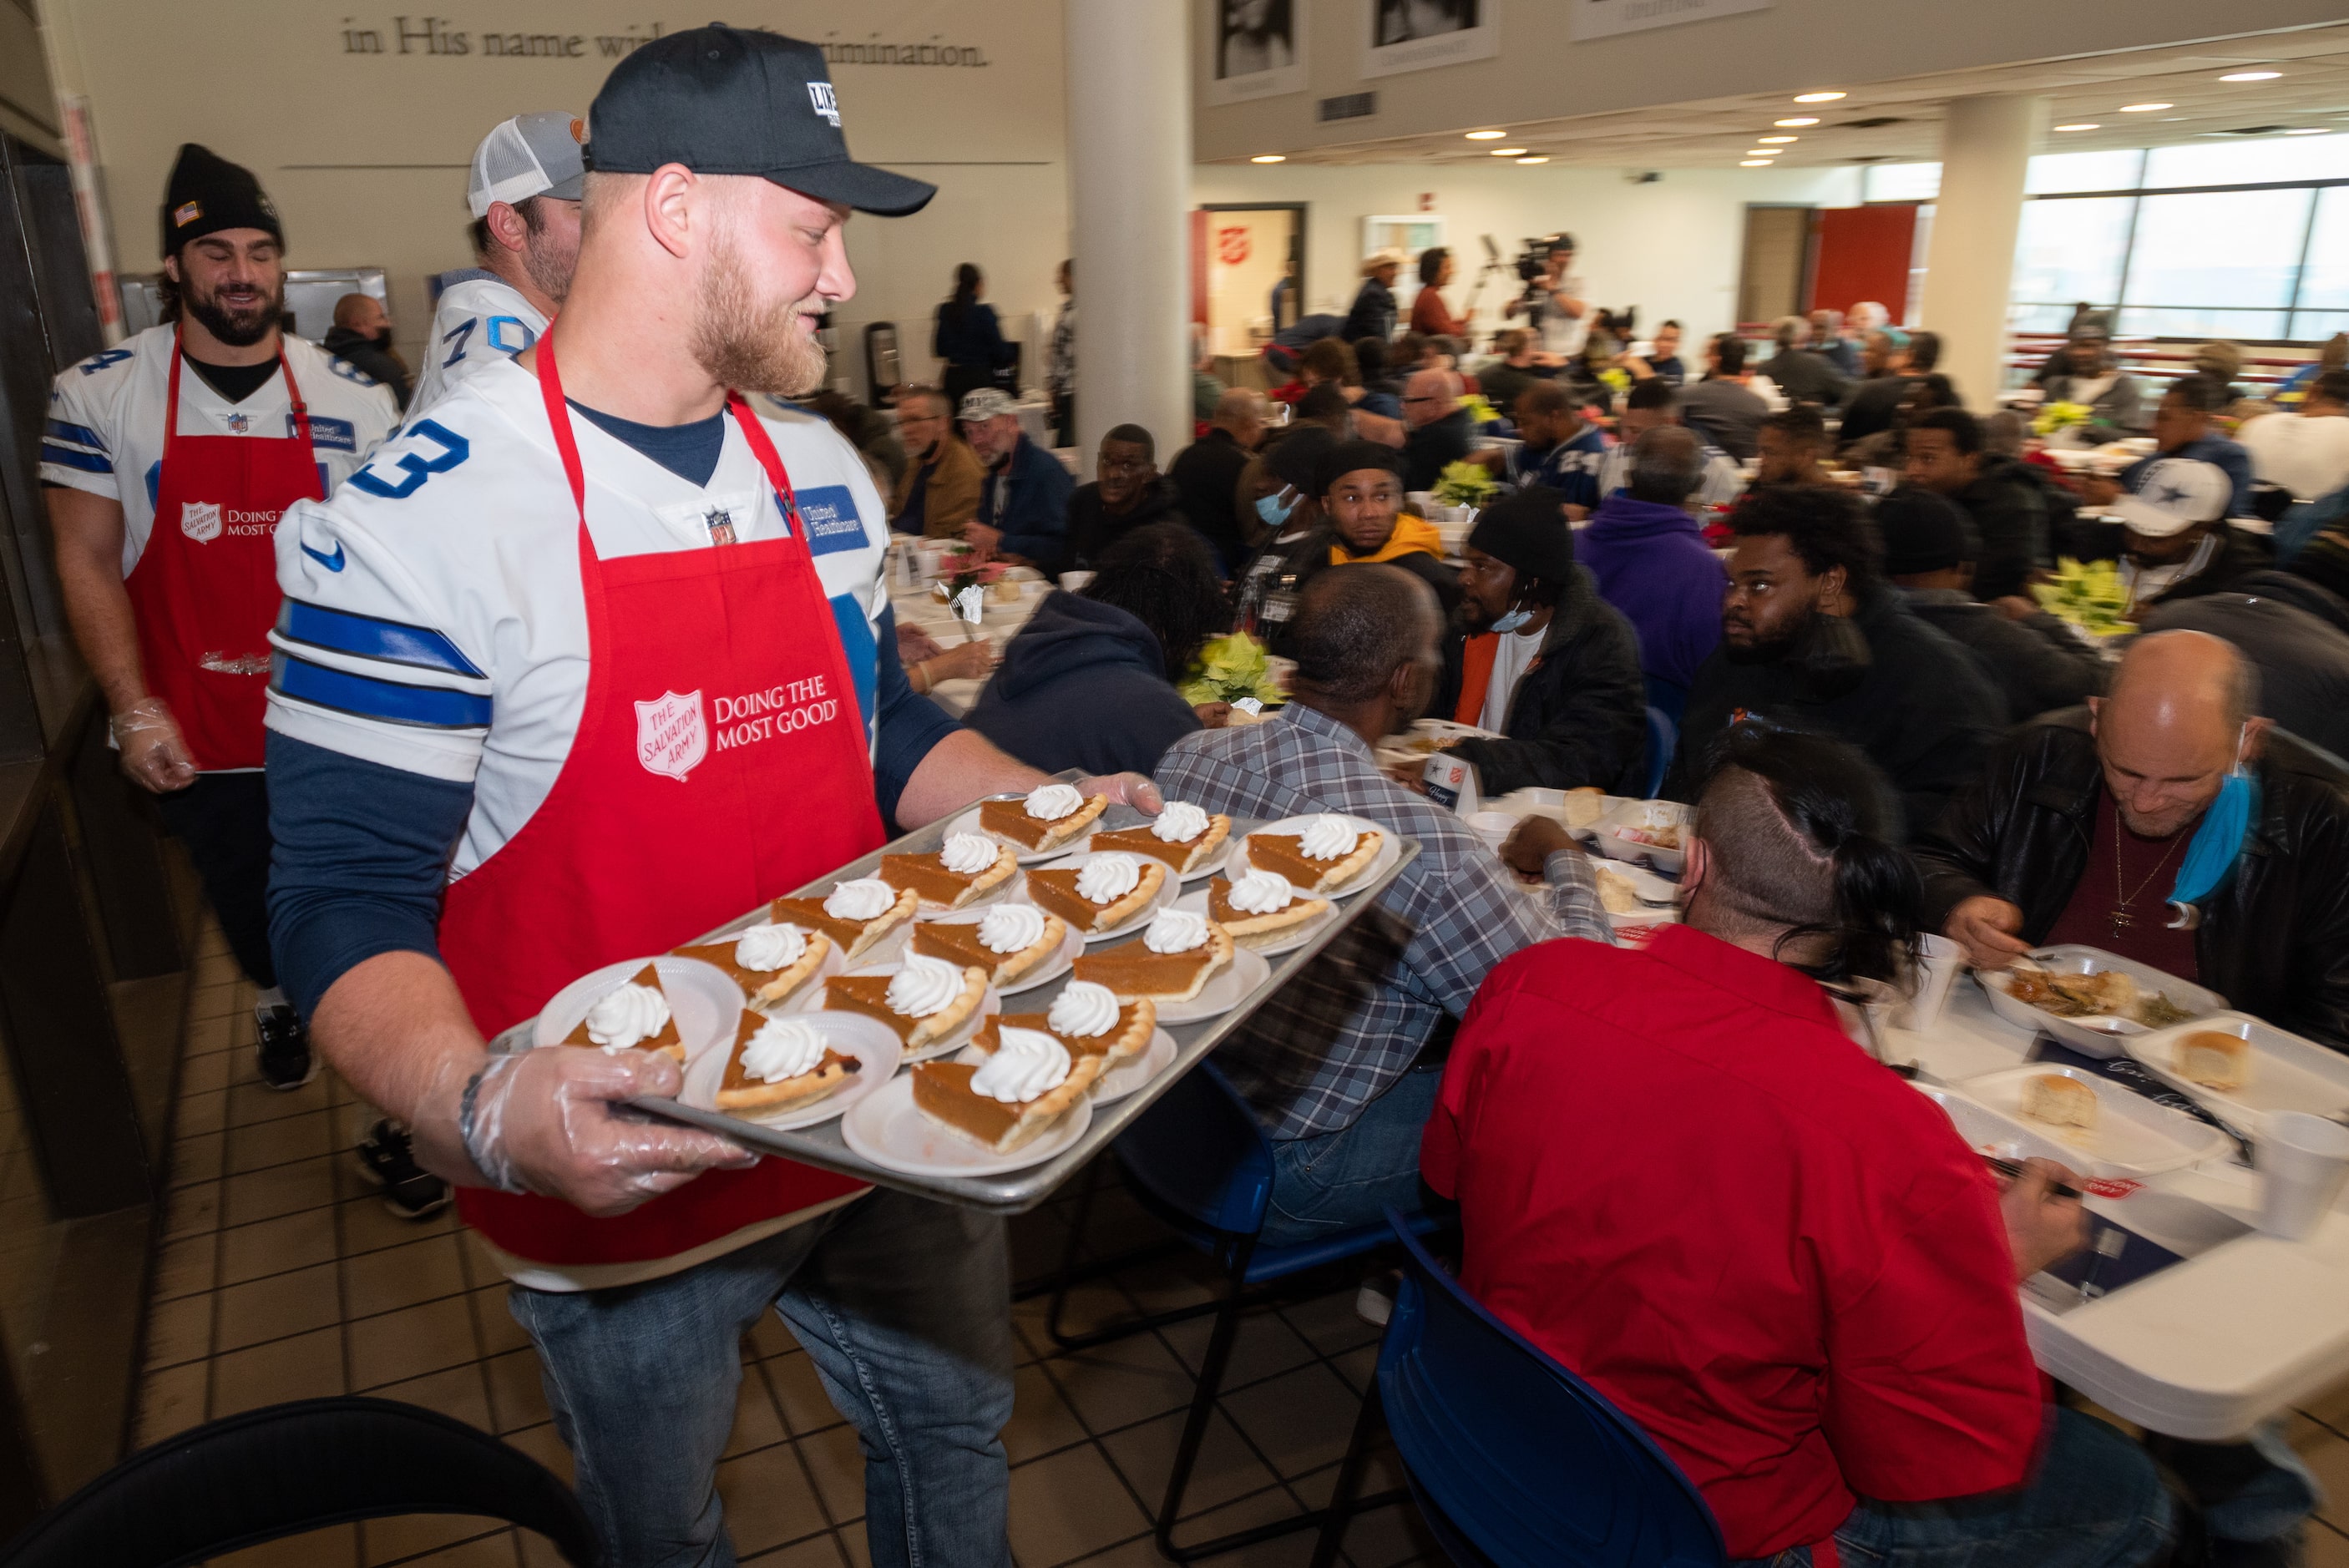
xmin=794 ymin=486 xmax=869 ymax=557
xmin=306 ymin=415 xmax=357 ymax=452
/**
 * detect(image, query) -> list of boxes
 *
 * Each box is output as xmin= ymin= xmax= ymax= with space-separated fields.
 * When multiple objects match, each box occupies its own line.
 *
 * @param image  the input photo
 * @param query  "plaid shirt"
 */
xmin=1156 ymin=703 xmax=1611 ymax=1140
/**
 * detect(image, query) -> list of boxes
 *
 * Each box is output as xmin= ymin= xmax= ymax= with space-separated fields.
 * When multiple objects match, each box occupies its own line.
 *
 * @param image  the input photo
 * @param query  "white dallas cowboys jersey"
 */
xmin=406 ymin=271 xmax=549 ymax=417
xmin=42 ymin=324 xmax=400 ymax=575
xmin=266 ymin=361 xmax=891 ymax=883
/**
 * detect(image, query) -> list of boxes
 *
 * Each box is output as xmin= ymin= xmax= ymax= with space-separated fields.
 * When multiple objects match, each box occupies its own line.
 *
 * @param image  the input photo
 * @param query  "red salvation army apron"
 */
xmin=127 ymin=335 xmax=322 ymax=770
xmin=443 ymin=331 xmax=884 ymax=1267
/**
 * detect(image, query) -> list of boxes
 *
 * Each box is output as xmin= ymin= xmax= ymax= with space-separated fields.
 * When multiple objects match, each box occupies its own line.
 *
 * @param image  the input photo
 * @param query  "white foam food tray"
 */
xmin=1958 ymin=1065 xmax=2233 ymax=1178
xmin=1977 ymin=945 xmax=2226 ymax=1060
xmin=2124 ymin=1011 xmax=2349 ymax=1136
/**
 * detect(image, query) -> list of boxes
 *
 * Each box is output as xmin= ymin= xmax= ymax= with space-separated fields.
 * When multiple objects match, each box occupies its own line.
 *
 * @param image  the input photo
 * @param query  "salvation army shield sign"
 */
xmin=180 ymin=500 xmax=223 ymax=542
xmin=635 ymin=690 xmax=707 ymax=781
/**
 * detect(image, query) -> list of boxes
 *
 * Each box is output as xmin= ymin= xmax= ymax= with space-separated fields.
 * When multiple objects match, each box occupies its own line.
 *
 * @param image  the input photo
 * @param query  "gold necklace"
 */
xmin=2111 ymin=810 xmax=2185 ymax=936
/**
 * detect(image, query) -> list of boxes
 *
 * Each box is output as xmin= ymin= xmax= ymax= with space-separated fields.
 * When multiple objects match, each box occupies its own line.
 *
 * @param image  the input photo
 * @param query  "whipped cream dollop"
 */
xmin=1047 ymin=980 xmax=1120 ymax=1039
xmin=1076 ymin=852 xmax=1143 ymax=905
xmin=741 ymin=1015 xmax=827 ymax=1083
xmin=976 ymin=902 xmax=1047 ymax=955
xmin=1152 ymin=801 xmax=1210 ymax=844
xmin=940 ymin=832 xmax=1000 ymax=876
xmin=1024 ymin=782 xmax=1086 ymax=822
xmin=1227 ymin=868 xmax=1296 ymax=914
xmin=886 ymin=953 xmax=966 ymax=1018
xmin=585 ymin=983 xmax=670 ymax=1051
xmin=1142 ymin=907 xmax=1210 ymax=954
xmin=971 ymin=1026 xmax=1071 ymax=1104
xmin=1298 ymin=815 xmax=1361 ymax=861
xmin=824 ymin=877 xmax=899 ymax=921
xmin=734 ymin=922 xmax=807 ymax=974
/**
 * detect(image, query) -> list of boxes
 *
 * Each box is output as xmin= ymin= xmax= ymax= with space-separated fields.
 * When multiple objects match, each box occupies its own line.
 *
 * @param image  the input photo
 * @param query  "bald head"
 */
xmin=1212 ymin=388 xmax=1267 ymax=447
xmin=332 ymin=292 xmax=387 ymax=335
xmin=1628 ymin=425 xmax=1703 ymax=504
xmin=1403 ymin=368 xmax=1461 ymax=429
xmin=2094 ymin=630 xmax=2264 ymax=837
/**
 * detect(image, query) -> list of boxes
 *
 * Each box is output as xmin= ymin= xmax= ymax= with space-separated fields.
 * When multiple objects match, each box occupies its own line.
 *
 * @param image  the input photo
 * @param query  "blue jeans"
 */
xmin=1257 ymin=1061 xmax=1442 ymax=1248
xmin=507 ymin=1187 xmax=1015 ymax=1568
xmin=1733 ymin=1409 xmax=2174 ymax=1568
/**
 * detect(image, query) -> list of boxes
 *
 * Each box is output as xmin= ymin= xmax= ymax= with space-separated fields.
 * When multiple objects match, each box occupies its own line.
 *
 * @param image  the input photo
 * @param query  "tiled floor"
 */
xmin=140 ymin=924 xmax=1435 ymax=1567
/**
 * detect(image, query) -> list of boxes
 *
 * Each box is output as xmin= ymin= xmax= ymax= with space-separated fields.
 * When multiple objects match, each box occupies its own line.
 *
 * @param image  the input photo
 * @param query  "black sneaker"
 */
xmin=255 ymin=1004 xmax=318 ymax=1091
xmin=355 ymin=1119 xmax=451 ymax=1220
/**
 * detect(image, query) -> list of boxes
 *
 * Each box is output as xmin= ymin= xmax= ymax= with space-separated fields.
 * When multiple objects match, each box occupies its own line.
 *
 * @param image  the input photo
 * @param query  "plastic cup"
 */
xmin=1059 ymin=571 xmax=1095 ymax=593
xmin=1466 ymin=812 xmax=1516 ymax=854
xmin=2255 ymin=1112 xmax=2349 ymax=1241
xmin=1895 ymin=933 xmax=1965 ymax=1031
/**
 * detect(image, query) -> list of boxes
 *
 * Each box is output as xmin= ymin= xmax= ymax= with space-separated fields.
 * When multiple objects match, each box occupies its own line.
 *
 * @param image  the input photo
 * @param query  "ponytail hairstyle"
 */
xmin=1692 ymin=721 xmax=1922 ymax=989
xmin=944 ymin=262 xmax=982 ymax=328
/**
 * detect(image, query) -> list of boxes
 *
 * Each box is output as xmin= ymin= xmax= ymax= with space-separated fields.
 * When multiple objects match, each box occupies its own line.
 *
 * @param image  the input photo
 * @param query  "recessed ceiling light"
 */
xmin=2284 ymin=127 xmax=2330 ymax=135
xmin=2053 ymin=123 xmax=2099 ymax=132
xmin=1739 ymin=159 xmax=1773 ymax=167
xmin=1793 ymin=91 xmax=1845 ymax=104
xmin=2221 ymin=71 xmax=2282 ymax=83
xmin=2119 ymin=102 xmax=2172 ymax=113
xmin=1758 ymin=135 xmax=1797 ymax=144
xmin=1516 ymin=156 xmax=1549 ymax=164
xmin=1489 ymin=147 xmax=1528 ymax=156
xmin=1249 ymin=154 xmax=1285 ymax=164
xmin=1774 ymin=117 xmax=1820 ymax=128
xmin=1744 ymin=150 xmax=1779 ymax=158
xmin=1465 ymin=129 xmax=1507 ymax=140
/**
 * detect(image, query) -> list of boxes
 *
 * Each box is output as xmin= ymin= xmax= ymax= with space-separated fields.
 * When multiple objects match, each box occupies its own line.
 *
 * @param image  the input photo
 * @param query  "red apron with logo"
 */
xmin=128 ymin=336 xmax=321 ymax=771
xmin=443 ymin=332 xmax=881 ymax=1267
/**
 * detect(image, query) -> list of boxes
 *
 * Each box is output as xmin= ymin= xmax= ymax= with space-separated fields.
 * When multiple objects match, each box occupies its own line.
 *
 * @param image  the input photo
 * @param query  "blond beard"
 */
xmin=691 ymin=235 xmax=826 ymax=397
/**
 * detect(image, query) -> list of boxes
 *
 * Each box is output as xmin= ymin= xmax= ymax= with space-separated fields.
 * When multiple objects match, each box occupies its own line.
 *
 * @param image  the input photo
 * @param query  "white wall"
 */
xmin=33 ymin=0 xmax=1069 ymax=392
xmin=1192 ymin=161 xmax=1861 ymax=353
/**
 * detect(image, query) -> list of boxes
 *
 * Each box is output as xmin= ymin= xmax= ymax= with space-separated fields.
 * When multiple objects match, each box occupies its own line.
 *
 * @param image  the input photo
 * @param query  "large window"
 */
xmin=1865 ymin=138 xmax=2349 ymax=341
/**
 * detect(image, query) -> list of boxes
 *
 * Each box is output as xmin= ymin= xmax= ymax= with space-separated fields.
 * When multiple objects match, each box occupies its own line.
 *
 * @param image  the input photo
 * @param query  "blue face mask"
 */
xmin=2166 ymin=726 xmax=2259 ymax=927
xmin=1490 ymin=604 xmax=1534 ymax=634
xmin=1255 ymin=491 xmax=1296 ymax=529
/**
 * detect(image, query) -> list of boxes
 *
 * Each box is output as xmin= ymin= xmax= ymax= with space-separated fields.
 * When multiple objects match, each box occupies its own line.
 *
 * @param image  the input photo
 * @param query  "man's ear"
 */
xmin=162 ymin=253 xmax=181 ymax=285
xmin=1818 ymin=563 xmax=1850 ymax=615
xmin=2243 ymin=715 xmax=2274 ymax=765
xmin=1681 ymin=835 xmax=1713 ymax=903
xmin=2087 ymin=695 xmax=2103 ymax=736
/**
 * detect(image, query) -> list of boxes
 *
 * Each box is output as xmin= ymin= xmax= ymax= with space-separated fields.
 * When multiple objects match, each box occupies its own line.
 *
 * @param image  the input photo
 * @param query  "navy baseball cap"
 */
xmin=585 ymin=25 xmax=934 ymax=217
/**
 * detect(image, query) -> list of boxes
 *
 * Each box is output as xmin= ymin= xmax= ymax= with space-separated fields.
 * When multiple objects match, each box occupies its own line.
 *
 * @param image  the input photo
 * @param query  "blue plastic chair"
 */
xmin=1310 ymin=1213 xmax=1727 ymax=1568
xmin=1045 ymin=1061 xmax=1445 ymax=1561
xmin=1643 ymin=706 xmax=1677 ymax=801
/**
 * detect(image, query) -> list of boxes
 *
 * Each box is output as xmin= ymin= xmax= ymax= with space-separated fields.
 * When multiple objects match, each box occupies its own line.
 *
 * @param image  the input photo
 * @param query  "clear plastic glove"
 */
xmin=463 ymin=1044 xmax=758 ymax=1217
xmin=1078 ymin=771 xmax=1163 ymax=816
xmin=111 ymin=697 xmax=198 ymax=793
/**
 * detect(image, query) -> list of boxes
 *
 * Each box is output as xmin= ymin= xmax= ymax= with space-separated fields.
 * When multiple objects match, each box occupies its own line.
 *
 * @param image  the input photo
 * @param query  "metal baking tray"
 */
xmin=492 ymin=795 xmax=1420 ymax=1215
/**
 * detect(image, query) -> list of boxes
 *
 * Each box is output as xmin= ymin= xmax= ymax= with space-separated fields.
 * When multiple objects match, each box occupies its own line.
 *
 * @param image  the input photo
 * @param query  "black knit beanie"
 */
xmin=160 ymin=144 xmax=283 ymax=258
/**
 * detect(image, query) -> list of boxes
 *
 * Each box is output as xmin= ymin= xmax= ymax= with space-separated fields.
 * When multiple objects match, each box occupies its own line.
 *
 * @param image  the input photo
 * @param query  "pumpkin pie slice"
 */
xmin=769 ymin=883 xmax=918 ymax=964
xmin=913 ymin=908 xmax=1067 ymax=989
xmin=879 ymin=839 xmax=1017 ymax=910
xmin=1024 ymin=857 xmax=1167 ymax=934
xmin=823 ymin=961 xmax=988 ymax=1052
xmin=978 ymin=790 xmax=1107 ymax=851
xmin=1073 ymin=920 xmax=1235 ymax=1004
xmin=970 ymin=998 xmax=1156 ymax=1065
xmin=1089 ymin=812 xmax=1232 ymax=874
xmin=911 ymin=1053 xmax=1102 ymax=1154
xmin=713 ymin=1009 xmax=862 ymax=1112
xmin=672 ymin=924 xmax=832 ymax=1009
xmin=1245 ymin=827 xmax=1382 ymax=894
xmin=1207 ymin=875 xmax=1331 ymax=950
xmin=560 ymin=964 xmax=685 ymax=1060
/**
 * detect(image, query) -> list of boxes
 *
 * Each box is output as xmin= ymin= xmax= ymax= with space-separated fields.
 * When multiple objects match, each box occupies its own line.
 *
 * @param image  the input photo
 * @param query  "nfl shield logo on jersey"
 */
xmin=635 ymin=690 xmax=707 ymax=782
xmin=180 ymin=501 xmax=223 ymax=543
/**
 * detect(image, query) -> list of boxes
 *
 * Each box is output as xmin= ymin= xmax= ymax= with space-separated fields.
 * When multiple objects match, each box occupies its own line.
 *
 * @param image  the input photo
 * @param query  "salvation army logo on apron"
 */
xmin=634 ymin=689 xmax=707 ymax=781
xmin=180 ymin=501 xmax=223 ymax=542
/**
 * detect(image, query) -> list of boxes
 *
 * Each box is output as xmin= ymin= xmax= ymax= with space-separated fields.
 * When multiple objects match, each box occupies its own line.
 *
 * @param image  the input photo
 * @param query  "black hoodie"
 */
xmin=1063 ymin=476 xmax=1187 ymax=573
xmin=964 ymin=590 xmax=1202 ymax=778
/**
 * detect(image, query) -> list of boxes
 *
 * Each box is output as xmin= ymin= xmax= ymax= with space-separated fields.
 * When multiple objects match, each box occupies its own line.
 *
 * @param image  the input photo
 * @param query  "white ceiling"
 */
xmin=1233 ymin=23 xmax=2349 ymax=169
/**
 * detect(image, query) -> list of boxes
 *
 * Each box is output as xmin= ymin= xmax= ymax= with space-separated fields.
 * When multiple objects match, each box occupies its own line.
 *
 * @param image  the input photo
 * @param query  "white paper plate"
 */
xmin=680 ymin=1011 xmax=901 ymax=1130
xmin=1589 ymin=799 xmax=1689 ymax=877
xmin=1147 ymin=945 xmax=1273 ymax=1024
xmin=701 ymin=932 xmax=847 ymax=1015
xmin=1956 ymin=1065 xmax=2232 ymax=1178
xmin=534 ymin=956 xmax=743 ymax=1059
xmin=1065 ymin=829 xmax=1236 ymax=883
xmin=1230 ymin=815 xmax=1401 ymax=899
xmin=947 ymin=798 xmax=1089 ymax=865
xmin=1012 ymin=854 xmax=1181 ymax=943
xmin=2124 ymin=1012 xmax=2349 ymax=1135
xmin=918 ymin=911 xmax=1085 ymax=996
xmin=1170 ymin=886 xmax=1335 ymax=957
xmin=1592 ymin=862 xmax=1680 ymax=928
xmin=789 ymin=962 xmax=1000 ymax=1064
xmin=839 ymin=1071 xmax=1092 ymax=1177
xmin=954 ymin=1026 xmax=1178 ymax=1106
xmin=1978 ymin=946 xmax=2225 ymax=1059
